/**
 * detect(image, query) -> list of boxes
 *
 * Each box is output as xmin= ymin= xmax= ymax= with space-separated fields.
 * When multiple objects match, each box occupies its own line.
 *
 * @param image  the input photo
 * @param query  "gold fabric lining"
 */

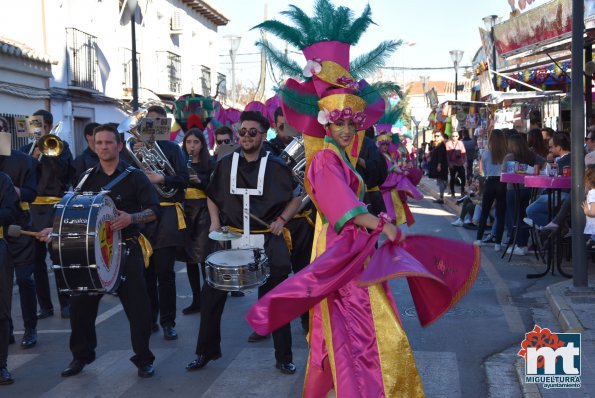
xmin=320 ymin=299 xmax=338 ymax=393
xmin=160 ymin=202 xmax=187 ymax=230
xmin=368 ymin=283 xmax=426 ymax=397
xmin=390 ymin=189 xmax=407 ymax=225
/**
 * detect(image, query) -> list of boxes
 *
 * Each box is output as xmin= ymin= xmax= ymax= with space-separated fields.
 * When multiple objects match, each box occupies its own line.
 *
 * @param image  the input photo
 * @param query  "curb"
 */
xmin=545 ymin=280 xmax=586 ymax=333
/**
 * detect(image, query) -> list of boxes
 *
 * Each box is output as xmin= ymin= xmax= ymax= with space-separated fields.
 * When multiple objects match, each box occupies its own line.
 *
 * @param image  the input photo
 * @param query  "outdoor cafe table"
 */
xmin=524 ymin=175 xmax=572 ymax=279
xmin=500 ymin=173 xmax=530 ymax=262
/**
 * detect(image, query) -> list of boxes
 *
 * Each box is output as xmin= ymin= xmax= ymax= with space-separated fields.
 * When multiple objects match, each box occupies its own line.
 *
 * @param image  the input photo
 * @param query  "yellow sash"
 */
xmin=31 ymin=196 xmax=62 ymax=205
xmin=366 ymin=185 xmax=380 ymax=192
xmin=185 ymin=188 xmax=206 ymax=200
xmin=227 ymin=225 xmax=293 ymax=252
xmin=160 ymin=202 xmax=187 ymax=230
xmin=0 ymin=226 xmax=3 ymax=239
xmin=20 ymin=202 xmax=30 ymax=211
xmin=137 ymin=233 xmax=153 ymax=268
xmin=292 ymin=208 xmax=315 ymax=228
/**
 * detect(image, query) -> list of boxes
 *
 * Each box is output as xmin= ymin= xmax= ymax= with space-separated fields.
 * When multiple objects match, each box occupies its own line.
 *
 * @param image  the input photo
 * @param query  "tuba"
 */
xmin=117 ymin=109 xmax=178 ymax=198
xmin=29 ymin=121 xmax=65 ymax=157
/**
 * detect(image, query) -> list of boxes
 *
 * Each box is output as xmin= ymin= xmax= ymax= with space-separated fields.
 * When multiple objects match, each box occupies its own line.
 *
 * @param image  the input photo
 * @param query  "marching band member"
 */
xmin=0 ymin=117 xmax=39 ymax=349
xmin=135 ymin=105 xmax=188 ymax=340
xmin=38 ymin=124 xmax=159 ymax=378
xmin=186 ymin=110 xmax=301 ymax=374
xmin=72 ymin=122 xmax=100 ymax=184
xmin=0 ymin=171 xmax=18 ymax=385
xmin=177 ymin=129 xmax=215 ymax=314
xmin=20 ymin=109 xmax=73 ymax=320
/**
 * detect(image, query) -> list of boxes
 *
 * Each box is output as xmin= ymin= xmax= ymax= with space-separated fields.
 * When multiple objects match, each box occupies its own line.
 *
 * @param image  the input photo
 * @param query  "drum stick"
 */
xmin=249 ymin=213 xmax=270 ymax=228
xmin=7 ymin=225 xmax=41 ymax=238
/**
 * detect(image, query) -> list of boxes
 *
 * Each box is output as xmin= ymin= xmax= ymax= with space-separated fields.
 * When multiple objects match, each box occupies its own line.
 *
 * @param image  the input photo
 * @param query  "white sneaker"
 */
xmin=494 ymin=244 xmax=501 ymax=252
xmin=451 ymin=218 xmax=464 ymax=227
xmin=474 ymin=240 xmax=483 ymax=246
xmin=506 ymin=246 xmax=527 ymax=256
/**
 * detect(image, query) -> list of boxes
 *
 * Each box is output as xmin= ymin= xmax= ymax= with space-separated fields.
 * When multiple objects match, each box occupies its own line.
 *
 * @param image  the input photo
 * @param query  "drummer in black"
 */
xmin=0 ymin=118 xmax=39 ymax=349
xmin=133 ymin=105 xmax=188 ymax=340
xmin=186 ymin=110 xmax=302 ymax=374
xmin=37 ymin=124 xmax=159 ymax=378
xmin=20 ymin=109 xmax=74 ymax=320
xmin=0 ymin=171 xmax=18 ymax=385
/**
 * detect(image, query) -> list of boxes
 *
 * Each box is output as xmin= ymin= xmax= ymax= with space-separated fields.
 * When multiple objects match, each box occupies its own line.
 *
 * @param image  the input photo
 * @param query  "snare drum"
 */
xmin=205 ymin=248 xmax=269 ymax=291
xmin=51 ymin=192 xmax=124 ymax=295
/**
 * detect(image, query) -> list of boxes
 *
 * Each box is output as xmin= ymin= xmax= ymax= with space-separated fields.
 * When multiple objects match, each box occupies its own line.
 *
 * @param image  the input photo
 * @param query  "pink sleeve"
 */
xmin=308 ymin=150 xmax=368 ymax=233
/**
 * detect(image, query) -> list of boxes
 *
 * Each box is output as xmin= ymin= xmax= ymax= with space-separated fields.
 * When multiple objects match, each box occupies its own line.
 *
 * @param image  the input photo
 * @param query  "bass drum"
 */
xmin=51 ymin=192 xmax=124 ymax=295
xmin=206 ymin=248 xmax=269 ymax=291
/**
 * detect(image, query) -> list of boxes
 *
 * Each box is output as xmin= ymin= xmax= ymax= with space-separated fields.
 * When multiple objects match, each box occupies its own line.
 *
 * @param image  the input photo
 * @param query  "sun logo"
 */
xmin=99 ymin=220 xmax=113 ymax=269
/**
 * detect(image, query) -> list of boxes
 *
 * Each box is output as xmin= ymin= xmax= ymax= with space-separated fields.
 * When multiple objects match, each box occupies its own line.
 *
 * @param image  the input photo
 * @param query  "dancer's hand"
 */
xmin=383 ymin=223 xmax=406 ymax=243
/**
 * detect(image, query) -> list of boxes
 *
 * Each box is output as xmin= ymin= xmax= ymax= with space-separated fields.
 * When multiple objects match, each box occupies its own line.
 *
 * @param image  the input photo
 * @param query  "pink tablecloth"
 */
xmin=524 ymin=176 xmax=571 ymax=189
xmin=500 ymin=172 xmax=527 ymax=184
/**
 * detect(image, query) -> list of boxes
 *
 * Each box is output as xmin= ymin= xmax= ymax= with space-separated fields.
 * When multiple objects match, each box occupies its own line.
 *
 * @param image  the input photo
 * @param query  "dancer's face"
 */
xmin=328 ymin=119 xmax=356 ymax=149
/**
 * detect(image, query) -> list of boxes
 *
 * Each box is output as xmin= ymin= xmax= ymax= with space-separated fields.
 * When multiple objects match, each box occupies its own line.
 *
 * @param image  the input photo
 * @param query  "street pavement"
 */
xmin=3 ymin=177 xmax=594 ymax=397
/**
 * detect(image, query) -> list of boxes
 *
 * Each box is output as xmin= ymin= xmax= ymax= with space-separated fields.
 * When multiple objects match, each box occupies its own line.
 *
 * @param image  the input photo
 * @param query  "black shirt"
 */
xmin=79 ymin=160 xmax=160 ymax=238
xmin=72 ymin=147 xmax=99 ymax=185
xmin=187 ymin=156 xmax=216 ymax=191
xmin=0 ymin=171 xmax=17 ymax=228
xmin=0 ymin=150 xmax=37 ymax=227
xmin=20 ymin=141 xmax=74 ymax=197
xmin=356 ymin=136 xmax=388 ymax=188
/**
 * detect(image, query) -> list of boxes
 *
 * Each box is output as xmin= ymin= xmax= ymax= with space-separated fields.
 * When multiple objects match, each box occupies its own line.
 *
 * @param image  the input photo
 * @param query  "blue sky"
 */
xmin=210 ymin=0 xmax=550 ymax=90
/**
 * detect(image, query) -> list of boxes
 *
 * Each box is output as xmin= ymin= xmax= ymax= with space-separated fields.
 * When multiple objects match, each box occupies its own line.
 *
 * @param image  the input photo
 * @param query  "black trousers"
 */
xmin=476 ymin=177 xmax=507 ymax=244
xmin=0 ymin=242 xmax=13 ymax=368
xmin=14 ymin=263 xmax=37 ymax=330
xmin=144 ymin=246 xmax=177 ymax=327
xmin=69 ymin=243 xmax=154 ymax=367
xmin=195 ymin=234 xmax=293 ymax=364
xmin=196 ymin=275 xmax=292 ymax=363
xmin=34 ymin=239 xmax=69 ymax=311
xmin=449 ymin=166 xmax=466 ymax=195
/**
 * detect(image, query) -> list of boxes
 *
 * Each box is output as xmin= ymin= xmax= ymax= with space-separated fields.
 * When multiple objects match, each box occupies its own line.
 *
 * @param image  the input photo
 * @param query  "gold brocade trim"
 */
xmin=20 ymin=202 xmax=30 ymax=211
xmin=185 ymin=188 xmax=206 ymax=200
xmin=226 ymin=226 xmax=293 ymax=252
xmin=366 ymin=185 xmax=380 ymax=192
xmin=320 ymin=299 xmax=338 ymax=394
xmin=137 ymin=234 xmax=153 ymax=268
xmin=368 ymin=284 xmax=426 ymax=397
xmin=31 ymin=196 xmax=62 ymax=205
xmin=318 ymin=93 xmax=367 ymax=115
xmin=315 ymin=61 xmax=356 ymax=89
xmin=160 ymin=202 xmax=187 ymax=230
xmin=390 ymin=189 xmax=407 ymax=226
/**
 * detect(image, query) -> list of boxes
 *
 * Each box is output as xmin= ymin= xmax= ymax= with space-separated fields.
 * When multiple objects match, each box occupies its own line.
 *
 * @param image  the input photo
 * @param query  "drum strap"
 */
xmin=74 ymin=166 xmax=136 ymax=192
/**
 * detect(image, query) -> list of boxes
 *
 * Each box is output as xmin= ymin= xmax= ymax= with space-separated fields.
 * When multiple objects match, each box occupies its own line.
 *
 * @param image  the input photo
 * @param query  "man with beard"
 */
xmin=186 ymin=110 xmax=301 ymax=374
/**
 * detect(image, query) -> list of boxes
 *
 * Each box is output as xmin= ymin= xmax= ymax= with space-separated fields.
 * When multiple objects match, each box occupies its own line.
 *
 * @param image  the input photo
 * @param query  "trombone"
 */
xmin=28 ymin=121 xmax=64 ymax=157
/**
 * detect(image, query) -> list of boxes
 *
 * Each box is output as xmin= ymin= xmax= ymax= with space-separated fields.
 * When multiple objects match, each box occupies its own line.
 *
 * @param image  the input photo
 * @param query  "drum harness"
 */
xmin=75 ymin=166 xmax=153 ymax=275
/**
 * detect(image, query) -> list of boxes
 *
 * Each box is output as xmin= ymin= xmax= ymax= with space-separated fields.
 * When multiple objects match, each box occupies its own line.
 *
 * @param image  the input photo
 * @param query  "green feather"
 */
xmin=360 ymin=81 xmax=402 ymax=105
xmin=255 ymin=39 xmax=303 ymax=78
xmin=329 ymin=6 xmax=352 ymax=43
xmin=350 ymin=40 xmax=401 ymax=79
xmin=252 ymin=20 xmax=305 ymax=48
xmin=281 ymin=5 xmax=317 ymax=45
xmin=377 ymin=105 xmax=404 ymax=125
xmin=276 ymin=85 xmax=320 ymax=117
xmin=342 ymin=4 xmax=373 ymax=45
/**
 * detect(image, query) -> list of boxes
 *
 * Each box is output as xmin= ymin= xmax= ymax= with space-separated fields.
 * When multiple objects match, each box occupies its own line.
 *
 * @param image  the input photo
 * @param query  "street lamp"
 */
xmin=224 ymin=34 xmax=241 ymax=107
xmin=483 ymin=15 xmax=500 ymax=90
xmin=449 ymin=50 xmax=464 ymax=100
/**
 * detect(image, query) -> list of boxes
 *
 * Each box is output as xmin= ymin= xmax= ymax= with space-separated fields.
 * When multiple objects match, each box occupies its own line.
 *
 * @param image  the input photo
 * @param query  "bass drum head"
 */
xmin=93 ymin=195 xmax=122 ymax=292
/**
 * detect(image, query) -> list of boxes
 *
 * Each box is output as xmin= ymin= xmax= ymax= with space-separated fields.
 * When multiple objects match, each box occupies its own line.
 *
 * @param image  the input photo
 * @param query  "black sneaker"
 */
xmin=432 ymin=198 xmax=444 ymax=204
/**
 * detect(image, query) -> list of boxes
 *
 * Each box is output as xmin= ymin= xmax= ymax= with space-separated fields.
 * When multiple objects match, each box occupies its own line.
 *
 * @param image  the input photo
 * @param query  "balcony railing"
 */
xmin=120 ymin=47 xmax=141 ymax=97
xmin=201 ymin=66 xmax=211 ymax=96
xmin=66 ymin=28 xmax=98 ymax=90
xmin=216 ymin=73 xmax=227 ymax=101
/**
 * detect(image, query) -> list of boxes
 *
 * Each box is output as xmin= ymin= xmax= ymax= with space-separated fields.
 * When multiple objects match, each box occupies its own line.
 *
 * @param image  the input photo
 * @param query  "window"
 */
xmin=66 ymin=28 xmax=98 ymax=90
xmin=0 ymin=113 xmax=30 ymax=150
xmin=119 ymin=47 xmax=141 ymax=97
xmin=216 ymin=73 xmax=227 ymax=101
xmin=201 ymin=66 xmax=211 ymax=96
xmin=157 ymin=51 xmax=182 ymax=93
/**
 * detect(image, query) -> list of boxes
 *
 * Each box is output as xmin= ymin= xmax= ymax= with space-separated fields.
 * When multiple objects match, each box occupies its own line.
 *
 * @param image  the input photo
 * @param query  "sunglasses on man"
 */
xmin=238 ymin=128 xmax=263 ymax=137
xmin=216 ymin=138 xmax=231 ymax=145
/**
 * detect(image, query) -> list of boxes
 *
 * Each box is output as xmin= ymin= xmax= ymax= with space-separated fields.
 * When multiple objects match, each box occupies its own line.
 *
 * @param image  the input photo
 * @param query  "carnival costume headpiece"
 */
xmin=253 ymin=0 xmax=402 ymax=141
